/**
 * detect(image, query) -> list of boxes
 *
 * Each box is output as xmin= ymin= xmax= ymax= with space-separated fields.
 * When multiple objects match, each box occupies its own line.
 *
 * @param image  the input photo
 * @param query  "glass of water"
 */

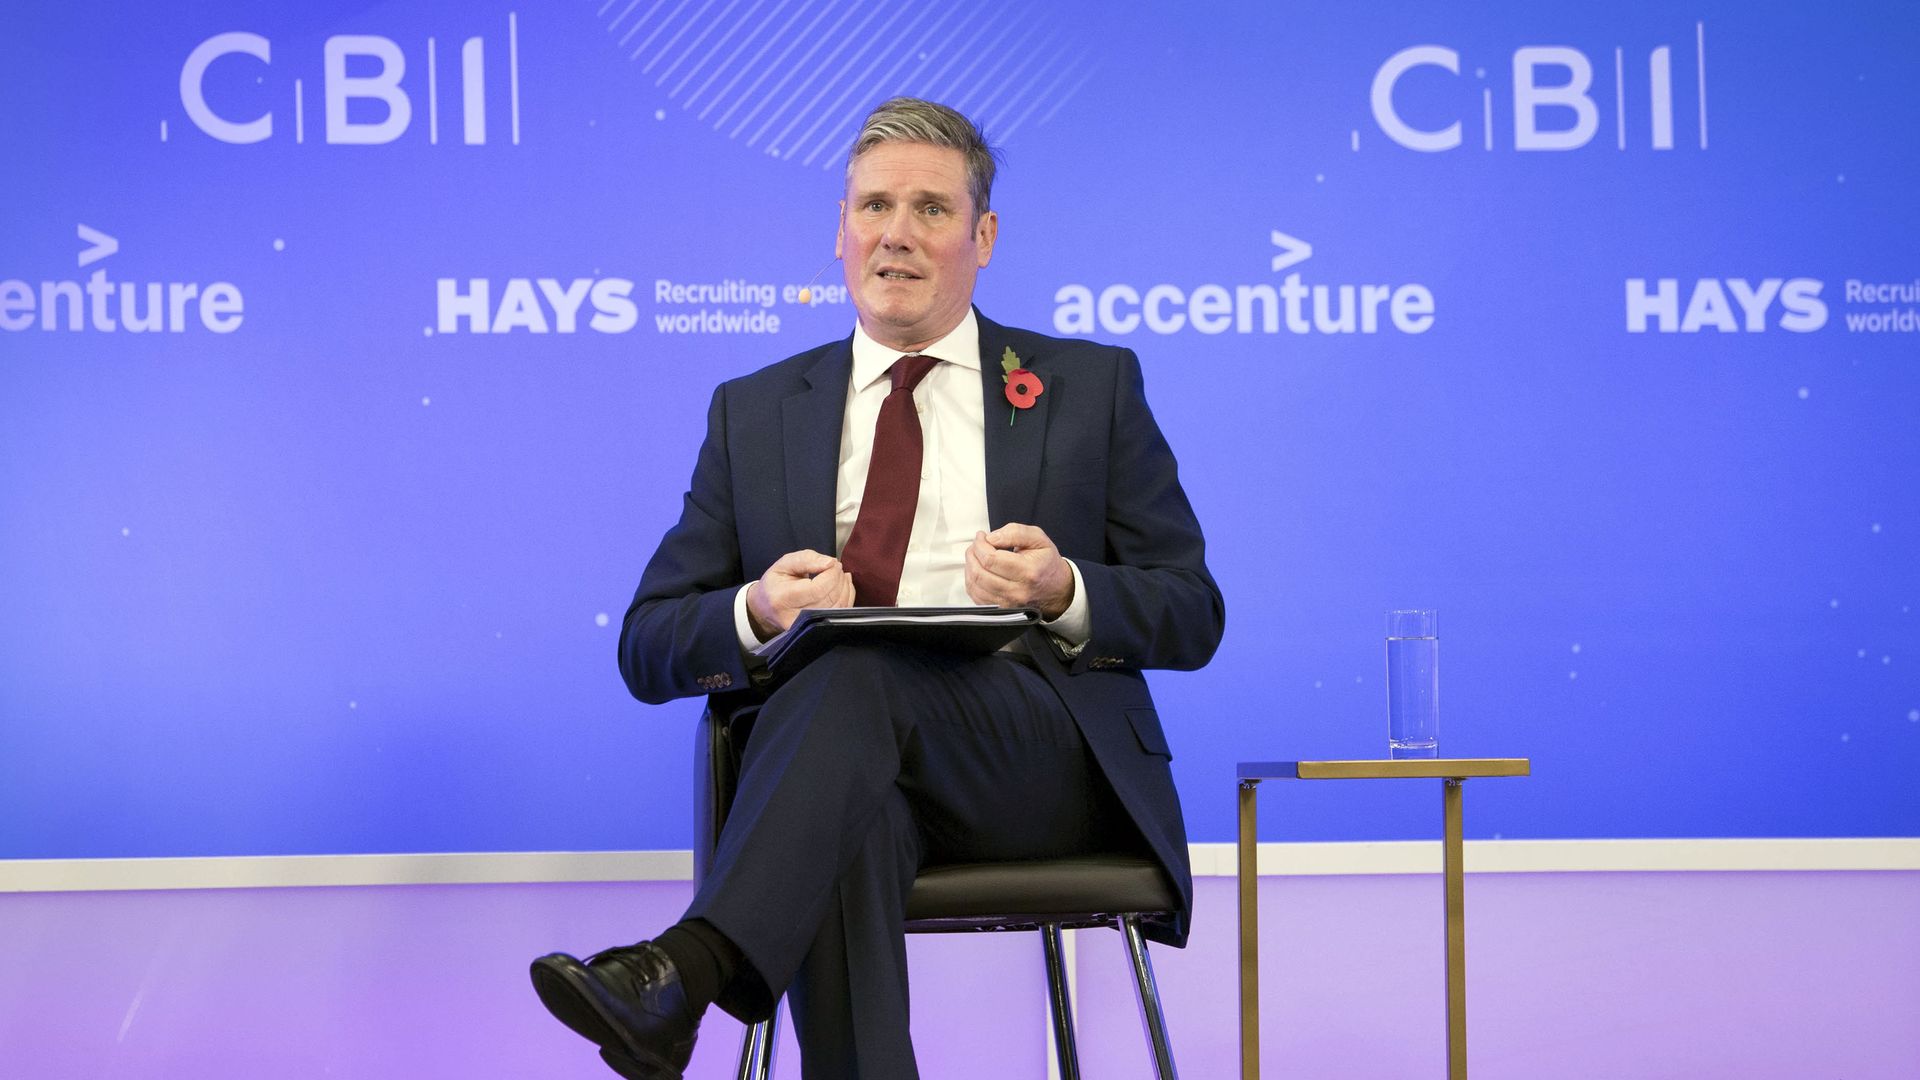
xmin=1386 ymin=609 xmax=1438 ymax=757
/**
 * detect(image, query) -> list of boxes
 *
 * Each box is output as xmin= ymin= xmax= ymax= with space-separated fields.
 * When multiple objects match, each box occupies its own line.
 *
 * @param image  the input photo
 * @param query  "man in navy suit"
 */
xmin=533 ymin=97 xmax=1223 ymax=1079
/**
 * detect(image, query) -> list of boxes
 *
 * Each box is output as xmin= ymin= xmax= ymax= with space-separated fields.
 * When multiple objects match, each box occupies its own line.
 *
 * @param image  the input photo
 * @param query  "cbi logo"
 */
xmin=172 ymin=13 xmax=524 ymax=145
xmin=1364 ymin=21 xmax=1710 ymax=152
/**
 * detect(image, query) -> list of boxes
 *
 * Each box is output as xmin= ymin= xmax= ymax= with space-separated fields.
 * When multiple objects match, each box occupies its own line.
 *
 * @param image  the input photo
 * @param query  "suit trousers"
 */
xmin=685 ymin=640 xmax=1141 ymax=1079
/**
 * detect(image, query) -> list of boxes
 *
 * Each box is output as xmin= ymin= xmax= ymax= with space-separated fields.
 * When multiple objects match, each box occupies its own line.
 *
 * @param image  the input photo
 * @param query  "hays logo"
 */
xmin=1 ymin=226 xmax=245 ymax=334
xmin=1625 ymin=278 xmax=1826 ymax=333
xmin=172 ymin=13 xmax=522 ymax=145
xmin=1365 ymin=22 xmax=1709 ymax=152
xmin=433 ymin=277 xmax=827 ymax=335
xmin=434 ymin=277 xmax=638 ymax=334
xmin=1054 ymin=231 xmax=1436 ymax=338
xmin=1626 ymin=277 xmax=1920 ymax=335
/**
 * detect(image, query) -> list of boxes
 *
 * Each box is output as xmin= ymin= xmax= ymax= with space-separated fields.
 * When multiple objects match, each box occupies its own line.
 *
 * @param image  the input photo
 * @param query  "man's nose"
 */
xmin=879 ymin=209 xmax=918 ymax=249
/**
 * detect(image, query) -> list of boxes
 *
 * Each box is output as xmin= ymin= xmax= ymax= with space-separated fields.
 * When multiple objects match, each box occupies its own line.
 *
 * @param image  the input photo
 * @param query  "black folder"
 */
xmin=751 ymin=606 xmax=1041 ymax=686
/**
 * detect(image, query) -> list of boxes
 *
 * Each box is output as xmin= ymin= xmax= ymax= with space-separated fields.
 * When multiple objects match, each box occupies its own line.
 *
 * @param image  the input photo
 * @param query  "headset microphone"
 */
xmin=796 ymin=257 xmax=840 ymax=306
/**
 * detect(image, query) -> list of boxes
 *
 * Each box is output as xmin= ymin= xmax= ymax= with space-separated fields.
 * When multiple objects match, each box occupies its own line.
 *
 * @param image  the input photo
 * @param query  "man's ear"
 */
xmin=975 ymin=209 xmax=998 ymax=268
xmin=835 ymin=200 xmax=846 ymax=261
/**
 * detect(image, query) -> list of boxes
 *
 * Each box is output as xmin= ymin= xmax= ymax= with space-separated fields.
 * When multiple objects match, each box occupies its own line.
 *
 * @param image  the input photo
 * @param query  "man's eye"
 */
xmin=923 ymin=205 xmax=944 ymax=216
xmin=865 ymin=201 xmax=886 ymax=212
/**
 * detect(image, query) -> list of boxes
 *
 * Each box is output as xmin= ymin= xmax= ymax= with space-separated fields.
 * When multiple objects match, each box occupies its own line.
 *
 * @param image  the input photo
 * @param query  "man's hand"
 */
xmin=964 ymin=523 xmax=1075 ymax=619
xmin=748 ymin=549 xmax=856 ymax=641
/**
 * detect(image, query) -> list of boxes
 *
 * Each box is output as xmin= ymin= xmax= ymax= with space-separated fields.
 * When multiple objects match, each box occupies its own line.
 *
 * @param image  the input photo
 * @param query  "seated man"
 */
xmin=531 ymin=96 xmax=1224 ymax=1079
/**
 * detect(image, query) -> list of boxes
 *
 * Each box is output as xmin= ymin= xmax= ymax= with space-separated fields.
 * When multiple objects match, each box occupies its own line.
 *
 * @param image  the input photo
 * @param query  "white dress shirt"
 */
xmin=734 ymin=310 xmax=1089 ymax=653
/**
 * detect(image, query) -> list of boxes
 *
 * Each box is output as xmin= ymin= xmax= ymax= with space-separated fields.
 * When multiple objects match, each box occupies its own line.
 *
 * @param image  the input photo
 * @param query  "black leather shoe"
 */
xmin=530 ymin=942 xmax=699 ymax=1080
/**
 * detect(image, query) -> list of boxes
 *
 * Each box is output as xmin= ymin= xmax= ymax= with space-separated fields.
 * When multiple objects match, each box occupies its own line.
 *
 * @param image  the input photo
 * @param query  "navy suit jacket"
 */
xmin=618 ymin=310 xmax=1224 ymax=945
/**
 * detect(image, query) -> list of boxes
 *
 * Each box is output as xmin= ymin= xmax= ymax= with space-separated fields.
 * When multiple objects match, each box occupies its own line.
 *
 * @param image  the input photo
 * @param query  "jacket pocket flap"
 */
xmin=1126 ymin=707 xmax=1172 ymax=758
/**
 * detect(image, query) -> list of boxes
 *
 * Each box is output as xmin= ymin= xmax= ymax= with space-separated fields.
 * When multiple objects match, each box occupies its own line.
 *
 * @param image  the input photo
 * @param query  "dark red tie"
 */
xmin=840 ymin=354 xmax=940 ymax=606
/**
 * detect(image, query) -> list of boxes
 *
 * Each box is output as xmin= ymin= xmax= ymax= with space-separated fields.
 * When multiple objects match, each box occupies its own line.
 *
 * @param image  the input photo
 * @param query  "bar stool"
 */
xmin=697 ymin=704 xmax=1182 ymax=1079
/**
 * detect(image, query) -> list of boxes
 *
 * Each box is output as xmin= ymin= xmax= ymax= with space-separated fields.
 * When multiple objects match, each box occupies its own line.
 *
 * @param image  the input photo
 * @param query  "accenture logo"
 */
xmin=1 ymin=225 xmax=245 ymax=334
xmin=1053 ymin=231 xmax=1436 ymax=337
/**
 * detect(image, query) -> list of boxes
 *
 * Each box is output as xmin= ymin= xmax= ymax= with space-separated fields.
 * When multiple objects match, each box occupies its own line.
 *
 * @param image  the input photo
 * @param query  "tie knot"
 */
xmin=890 ymin=354 xmax=940 ymax=393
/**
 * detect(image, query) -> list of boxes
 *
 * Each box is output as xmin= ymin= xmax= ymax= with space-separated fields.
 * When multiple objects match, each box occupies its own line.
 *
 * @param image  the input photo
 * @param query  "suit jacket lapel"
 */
xmin=782 ymin=338 xmax=852 ymax=553
xmin=978 ymin=311 xmax=1051 ymax=528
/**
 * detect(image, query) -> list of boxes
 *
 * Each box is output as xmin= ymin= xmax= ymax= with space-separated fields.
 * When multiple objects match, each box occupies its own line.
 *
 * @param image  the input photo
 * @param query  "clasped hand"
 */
xmin=963 ymin=523 xmax=1073 ymax=620
xmin=746 ymin=523 xmax=1074 ymax=640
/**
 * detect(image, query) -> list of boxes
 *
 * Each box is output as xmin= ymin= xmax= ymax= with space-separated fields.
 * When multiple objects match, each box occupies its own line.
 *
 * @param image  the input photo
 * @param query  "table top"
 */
xmin=1238 ymin=758 xmax=1531 ymax=781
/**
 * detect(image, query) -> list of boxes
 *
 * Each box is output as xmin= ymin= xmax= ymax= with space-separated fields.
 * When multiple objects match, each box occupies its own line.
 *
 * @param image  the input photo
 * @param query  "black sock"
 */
xmin=654 ymin=918 xmax=741 ymax=1015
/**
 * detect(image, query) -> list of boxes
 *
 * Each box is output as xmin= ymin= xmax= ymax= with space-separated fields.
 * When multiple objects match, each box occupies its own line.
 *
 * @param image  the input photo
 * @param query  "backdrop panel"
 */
xmin=2 ymin=0 xmax=1915 ymax=857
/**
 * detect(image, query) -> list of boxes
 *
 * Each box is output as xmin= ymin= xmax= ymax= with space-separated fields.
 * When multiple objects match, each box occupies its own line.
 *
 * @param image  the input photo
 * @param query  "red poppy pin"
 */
xmin=1000 ymin=346 xmax=1043 ymax=425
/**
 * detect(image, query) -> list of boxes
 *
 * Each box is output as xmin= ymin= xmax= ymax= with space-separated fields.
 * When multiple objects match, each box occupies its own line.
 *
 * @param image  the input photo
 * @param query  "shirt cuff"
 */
xmin=733 ymin=583 xmax=767 ymax=660
xmin=1042 ymin=559 xmax=1091 ymax=657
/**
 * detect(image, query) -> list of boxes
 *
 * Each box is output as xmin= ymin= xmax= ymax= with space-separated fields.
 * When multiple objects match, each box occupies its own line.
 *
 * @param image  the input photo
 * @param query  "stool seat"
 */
xmin=908 ymin=855 xmax=1178 ymax=931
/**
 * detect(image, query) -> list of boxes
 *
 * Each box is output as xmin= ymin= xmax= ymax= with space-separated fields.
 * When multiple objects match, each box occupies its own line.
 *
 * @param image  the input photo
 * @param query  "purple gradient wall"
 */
xmin=3 ymin=871 xmax=1915 ymax=1078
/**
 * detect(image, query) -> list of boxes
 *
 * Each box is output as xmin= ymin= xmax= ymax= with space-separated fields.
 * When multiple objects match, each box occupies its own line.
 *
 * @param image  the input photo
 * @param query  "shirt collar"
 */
xmin=850 ymin=309 xmax=982 ymax=392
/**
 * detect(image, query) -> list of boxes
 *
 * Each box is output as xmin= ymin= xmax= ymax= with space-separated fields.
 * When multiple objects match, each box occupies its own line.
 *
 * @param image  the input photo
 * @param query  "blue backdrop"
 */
xmin=3 ymin=0 xmax=1916 ymax=858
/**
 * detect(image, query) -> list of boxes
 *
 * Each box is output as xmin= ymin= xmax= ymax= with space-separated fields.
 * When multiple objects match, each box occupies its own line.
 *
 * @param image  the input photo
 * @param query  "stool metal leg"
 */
xmin=736 ymin=1007 xmax=778 ymax=1080
xmin=1120 ymin=915 xmax=1178 ymax=1080
xmin=1041 ymin=924 xmax=1082 ymax=1080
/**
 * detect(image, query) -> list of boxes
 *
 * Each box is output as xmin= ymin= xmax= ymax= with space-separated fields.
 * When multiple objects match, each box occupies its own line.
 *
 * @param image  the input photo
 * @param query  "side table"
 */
xmin=1236 ymin=758 xmax=1530 ymax=1079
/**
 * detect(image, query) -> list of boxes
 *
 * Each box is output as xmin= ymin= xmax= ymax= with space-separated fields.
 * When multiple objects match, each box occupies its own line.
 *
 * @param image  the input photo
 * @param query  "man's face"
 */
xmin=836 ymin=141 xmax=998 ymax=353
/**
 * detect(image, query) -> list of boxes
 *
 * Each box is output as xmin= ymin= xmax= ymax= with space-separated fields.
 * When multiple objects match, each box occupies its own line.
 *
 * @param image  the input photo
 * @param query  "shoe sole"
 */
xmin=529 ymin=958 xmax=683 ymax=1080
xmin=600 ymin=1047 xmax=675 ymax=1080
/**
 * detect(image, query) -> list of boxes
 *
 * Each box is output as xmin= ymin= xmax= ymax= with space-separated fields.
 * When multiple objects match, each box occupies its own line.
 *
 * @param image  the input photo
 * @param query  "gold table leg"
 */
xmin=1443 ymin=778 xmax=1466 ymax=1079
xmin=1238 ymin=779 xmax=1260 ymax=1080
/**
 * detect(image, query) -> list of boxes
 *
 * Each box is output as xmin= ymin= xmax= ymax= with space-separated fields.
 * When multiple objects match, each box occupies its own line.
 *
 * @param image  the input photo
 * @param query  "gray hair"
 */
xmin=845 ymin=97 xmax=1000 ymax=220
